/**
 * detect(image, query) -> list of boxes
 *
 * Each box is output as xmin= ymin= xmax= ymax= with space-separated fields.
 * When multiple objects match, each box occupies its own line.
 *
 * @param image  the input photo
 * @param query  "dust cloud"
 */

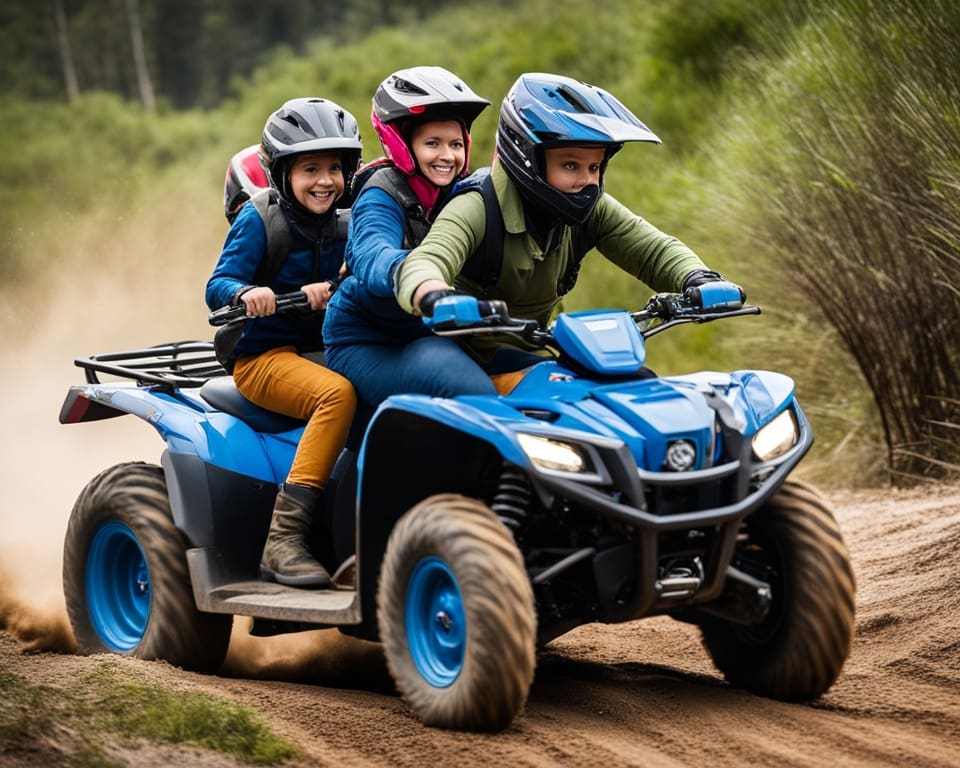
xmin=0 ymin=280 xmax=186 ymax=650
xmin=0 ymin=193 xmax=386 ymax=684
xmin=223 ymin=618 xmax=392 ymax=691
xmin=0 ymin=573 xmax=74 ymax=653
xmin=0 ymin=188 xmax=219 ymax=652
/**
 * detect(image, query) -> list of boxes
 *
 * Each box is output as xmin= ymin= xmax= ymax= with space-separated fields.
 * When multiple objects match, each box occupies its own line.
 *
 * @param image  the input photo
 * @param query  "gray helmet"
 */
xmin=261 ymin=97 xmax=363 ymax=199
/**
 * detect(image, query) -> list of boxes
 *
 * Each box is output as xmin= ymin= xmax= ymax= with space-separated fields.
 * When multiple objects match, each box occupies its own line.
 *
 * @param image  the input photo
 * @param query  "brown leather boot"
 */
xmin=260 ymin=483 xmax=332 ymax=588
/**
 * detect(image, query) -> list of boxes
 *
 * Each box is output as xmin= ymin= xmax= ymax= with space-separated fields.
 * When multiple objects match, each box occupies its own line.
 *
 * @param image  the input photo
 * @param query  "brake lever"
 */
xmin=208 ymin=291 xmax=311 ymax=327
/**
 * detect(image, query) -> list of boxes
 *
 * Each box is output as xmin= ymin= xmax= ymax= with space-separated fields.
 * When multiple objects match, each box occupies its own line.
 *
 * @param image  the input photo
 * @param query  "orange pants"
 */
xmin=233 ymin=346 xmax=356 ymax=489
xmin=489 ymin=368 xmax=531 ymax=395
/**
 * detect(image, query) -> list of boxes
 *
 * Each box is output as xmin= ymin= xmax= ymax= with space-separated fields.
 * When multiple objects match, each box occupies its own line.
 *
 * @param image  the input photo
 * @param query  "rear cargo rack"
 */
xmin=74 ymin=341 xmax=226 ymax=388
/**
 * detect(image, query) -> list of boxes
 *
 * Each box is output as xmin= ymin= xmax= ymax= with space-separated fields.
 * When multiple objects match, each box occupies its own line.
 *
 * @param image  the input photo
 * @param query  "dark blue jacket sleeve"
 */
xmin=346 ymin=187 xmax=409 ymax=299
xmin=205 ymin=203 xmax=268 ymax=310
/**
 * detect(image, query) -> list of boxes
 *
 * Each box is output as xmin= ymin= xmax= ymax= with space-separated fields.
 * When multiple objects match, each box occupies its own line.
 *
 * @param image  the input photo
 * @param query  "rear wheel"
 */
xmin=377 ymin=494 xmax=536 ymax=731
xmin=62 ymin=462 xmax=231 ymax=672
xmin=700 ymin=480 xmax=856 ymax=700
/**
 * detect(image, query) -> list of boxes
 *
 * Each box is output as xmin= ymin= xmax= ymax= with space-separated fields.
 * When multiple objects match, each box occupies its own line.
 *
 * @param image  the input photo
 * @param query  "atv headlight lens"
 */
xmin=752 ymin=409 xmax=798 ymax=461
xmin=517 ymin=433 xmax=588 ymax=473
xmin=664 ymin=439 xmax=697 ymax=471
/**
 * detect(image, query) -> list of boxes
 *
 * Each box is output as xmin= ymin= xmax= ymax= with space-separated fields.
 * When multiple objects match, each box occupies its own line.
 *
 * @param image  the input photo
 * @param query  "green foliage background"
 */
xmin=3 ymin=0 xmax=957 ymax=487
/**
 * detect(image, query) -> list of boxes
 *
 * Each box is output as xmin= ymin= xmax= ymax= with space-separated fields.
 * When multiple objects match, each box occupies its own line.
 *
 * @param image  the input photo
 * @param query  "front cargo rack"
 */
xmin=74 ymin=340 xmax=226 ymax=388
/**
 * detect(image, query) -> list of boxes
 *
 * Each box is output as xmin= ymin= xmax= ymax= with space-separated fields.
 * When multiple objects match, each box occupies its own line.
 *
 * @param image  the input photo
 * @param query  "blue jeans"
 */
xmin=325 ymin=336 xmax=497 ymax=407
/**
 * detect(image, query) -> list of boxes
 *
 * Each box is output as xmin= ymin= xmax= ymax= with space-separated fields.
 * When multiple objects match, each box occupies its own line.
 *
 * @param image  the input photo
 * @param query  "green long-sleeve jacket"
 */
xmin=396 ymin=161 xmax=710 ymax=362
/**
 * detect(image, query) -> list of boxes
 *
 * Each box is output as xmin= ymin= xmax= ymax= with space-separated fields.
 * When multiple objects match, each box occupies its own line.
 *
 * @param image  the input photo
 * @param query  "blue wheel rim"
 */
xmin=85 ymin=521 xmax=151 ymax=651
xmin=405 ymin=557 xmax=465 ymax=687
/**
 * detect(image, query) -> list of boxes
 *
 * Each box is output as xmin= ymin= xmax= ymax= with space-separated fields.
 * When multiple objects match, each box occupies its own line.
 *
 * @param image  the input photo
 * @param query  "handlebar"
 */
xmin=630 ymin=289 xmax=760 ymax=338
xmin=432 ymin=289 xmax=760 ymax=347
xmin=208 ymin=291 xmax=311 ymax=327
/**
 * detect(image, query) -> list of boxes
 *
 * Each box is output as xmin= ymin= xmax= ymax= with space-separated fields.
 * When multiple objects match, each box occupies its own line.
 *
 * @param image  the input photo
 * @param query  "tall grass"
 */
xmin=711 ymin=0 xmax=960 ymax=484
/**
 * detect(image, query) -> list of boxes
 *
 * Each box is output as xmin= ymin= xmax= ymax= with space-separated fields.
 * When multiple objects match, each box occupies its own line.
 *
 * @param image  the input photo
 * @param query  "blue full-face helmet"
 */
xmin=496 ymin=73 xmax=661 ymax=224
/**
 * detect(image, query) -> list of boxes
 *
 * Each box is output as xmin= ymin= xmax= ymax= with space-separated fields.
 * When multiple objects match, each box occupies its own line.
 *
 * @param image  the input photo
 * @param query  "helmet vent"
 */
xmin=555 ymin=85 xmax=592 ymax=114
xmin=392 ymin=77 xmax=429 ymax=96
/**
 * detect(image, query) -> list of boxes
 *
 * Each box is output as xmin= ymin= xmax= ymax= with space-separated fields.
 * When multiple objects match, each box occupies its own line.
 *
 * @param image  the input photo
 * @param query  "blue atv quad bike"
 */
xmin=59 ymin=285 xmax=856 ymax=732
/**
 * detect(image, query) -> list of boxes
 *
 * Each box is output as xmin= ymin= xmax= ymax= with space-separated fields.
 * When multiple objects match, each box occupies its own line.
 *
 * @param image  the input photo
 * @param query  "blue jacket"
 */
xmin=206 ymin=200 xmax=345 ymax=360
xmin=322 ymin=186 xmax=430 ymax=347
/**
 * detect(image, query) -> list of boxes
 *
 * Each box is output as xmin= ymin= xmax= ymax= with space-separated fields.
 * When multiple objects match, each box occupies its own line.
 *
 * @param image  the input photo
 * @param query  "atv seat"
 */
xmin=200 ymin=376 xmax=305 ymax=433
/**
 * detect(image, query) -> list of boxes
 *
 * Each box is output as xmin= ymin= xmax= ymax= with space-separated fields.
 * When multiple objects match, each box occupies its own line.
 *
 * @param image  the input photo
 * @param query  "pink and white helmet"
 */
xmin=372 ymin=66 xmax=490 ymax=177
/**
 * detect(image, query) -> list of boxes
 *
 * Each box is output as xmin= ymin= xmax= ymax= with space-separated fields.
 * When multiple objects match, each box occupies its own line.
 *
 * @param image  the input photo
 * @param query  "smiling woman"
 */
xmin=408 ymin=119 xmax=467 ymax=187
xmin=320 ymin=66 xmax=496 ymax=408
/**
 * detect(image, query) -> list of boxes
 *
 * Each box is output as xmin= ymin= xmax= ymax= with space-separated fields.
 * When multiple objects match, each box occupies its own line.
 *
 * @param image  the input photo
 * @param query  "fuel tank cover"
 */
xmin=553 ymin=310 xmax=646 ymax=375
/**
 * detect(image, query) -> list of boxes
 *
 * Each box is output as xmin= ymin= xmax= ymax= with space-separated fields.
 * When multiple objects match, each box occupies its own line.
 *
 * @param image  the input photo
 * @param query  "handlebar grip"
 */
xmin=208 ymin=291 xmax=310 ymax=326
xmin=208 ymin=304 xmax=245 ymax=326
xmin=424 ymin=295 xmax=510 ymax=330
xmin=426 ymin=295 xmax=482 ymax=329
xmin=275 ymin=291 xmax=311 ymax=313
xmin=684 ymin=281 xmax=745 ymax=311
xmin=419 ymin=289 xmax=456 ymax=318
xmin=478 ymin=299 xmax=508 ymax=318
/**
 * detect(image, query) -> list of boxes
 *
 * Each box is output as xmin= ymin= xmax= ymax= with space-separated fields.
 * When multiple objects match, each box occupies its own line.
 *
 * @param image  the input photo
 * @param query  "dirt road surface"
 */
xmin=2 ymin=485 xmax=958 ymax=767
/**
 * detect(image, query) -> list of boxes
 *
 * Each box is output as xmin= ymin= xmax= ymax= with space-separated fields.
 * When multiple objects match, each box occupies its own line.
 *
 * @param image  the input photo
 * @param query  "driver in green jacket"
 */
xmin=396 ymin=72 xmax=740 ymax=393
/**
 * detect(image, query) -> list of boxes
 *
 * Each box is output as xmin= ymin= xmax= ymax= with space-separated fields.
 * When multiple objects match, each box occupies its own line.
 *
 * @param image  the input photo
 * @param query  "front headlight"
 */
xmin=517 ymin=433 xmax=589 ymax=473
xmin=752 ymin=409 xmax=798 ymax=461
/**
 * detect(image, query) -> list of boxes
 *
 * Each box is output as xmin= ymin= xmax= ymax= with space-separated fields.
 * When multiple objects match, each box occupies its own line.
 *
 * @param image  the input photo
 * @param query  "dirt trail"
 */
xmin=2 ymin=486 xmax=958 ymax=767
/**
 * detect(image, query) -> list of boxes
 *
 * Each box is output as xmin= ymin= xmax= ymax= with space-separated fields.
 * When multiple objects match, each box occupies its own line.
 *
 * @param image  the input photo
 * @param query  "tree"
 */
xmin=53 ymin=0 xmax=79 ymax=102
xmin=126 ymin=0 xmax=155 ymax=111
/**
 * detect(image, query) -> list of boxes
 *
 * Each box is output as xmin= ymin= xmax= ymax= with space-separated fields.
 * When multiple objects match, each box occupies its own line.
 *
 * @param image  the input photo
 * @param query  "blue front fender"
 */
xmin=358 ymin=394 xmax=534 ymax=484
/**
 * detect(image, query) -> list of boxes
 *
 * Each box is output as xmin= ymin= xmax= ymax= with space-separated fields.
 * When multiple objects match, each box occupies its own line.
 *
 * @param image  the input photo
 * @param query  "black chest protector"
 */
xmin=351 ymin=161 xmax=431 ymax=248
xmin=214 ymin=190 xmax=349 ymax=372
xmin=247 ymin=188 xmax=350 ymax=284
xmin=453 ymin=168 xmax=596 ymax=296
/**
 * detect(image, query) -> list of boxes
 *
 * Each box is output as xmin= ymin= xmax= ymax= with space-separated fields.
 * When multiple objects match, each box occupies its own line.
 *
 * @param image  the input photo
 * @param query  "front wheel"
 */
xmin=700 ymin=480 xmax=856 ymax=700
xmin=377 ymin=494 xmax=537 ymax=731
xmin=62 ymin=462 xmax=231 ymax=672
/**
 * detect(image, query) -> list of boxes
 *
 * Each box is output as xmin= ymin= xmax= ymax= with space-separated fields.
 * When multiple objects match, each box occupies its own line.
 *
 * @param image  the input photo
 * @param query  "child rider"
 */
xmin=206 ymin=97 xmax=362 ymax=588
